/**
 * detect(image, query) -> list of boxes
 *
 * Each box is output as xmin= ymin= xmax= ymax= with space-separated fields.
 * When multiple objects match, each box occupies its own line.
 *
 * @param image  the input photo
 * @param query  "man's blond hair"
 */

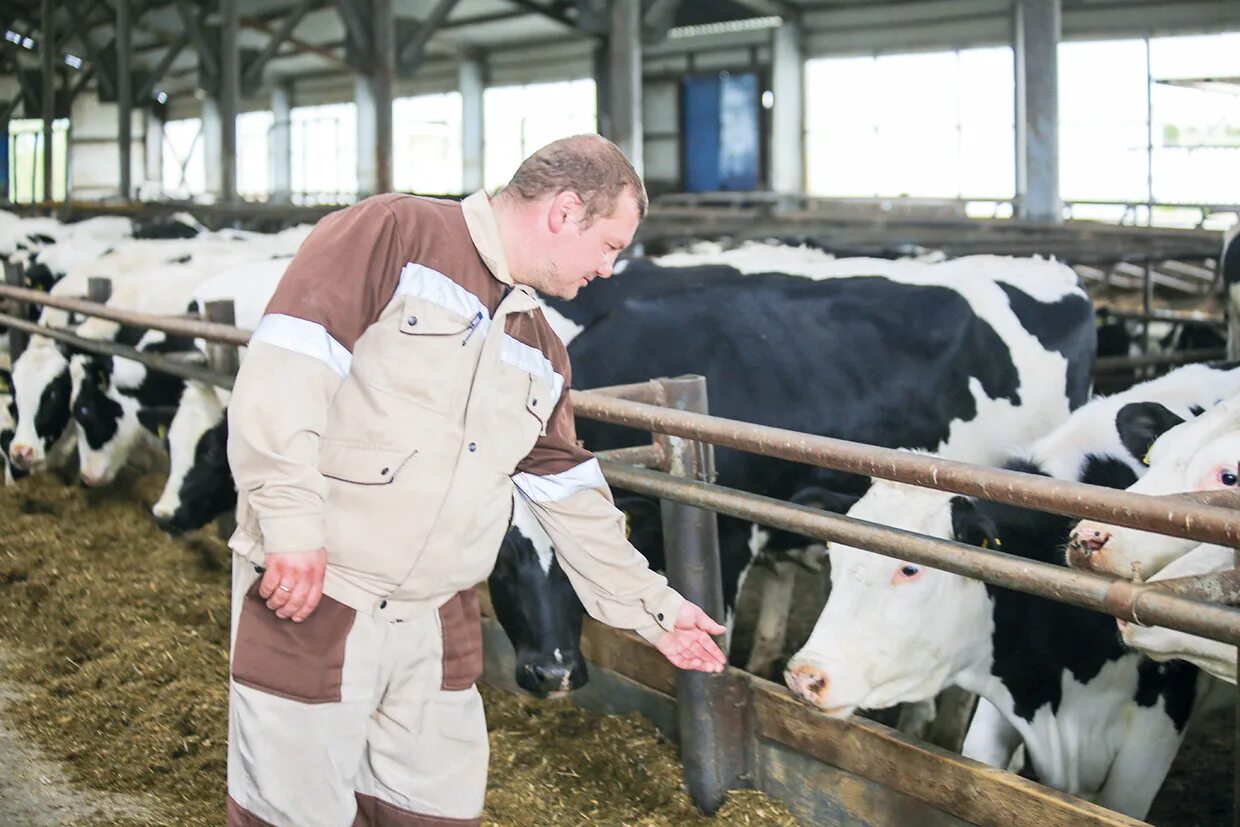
xmin=500 ymin=134 xmax=648 ymax=226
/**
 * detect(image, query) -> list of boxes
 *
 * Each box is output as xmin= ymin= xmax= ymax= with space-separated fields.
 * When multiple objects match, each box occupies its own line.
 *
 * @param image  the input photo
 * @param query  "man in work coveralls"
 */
xmin=224 ymin=134 xmax=728 ymax=826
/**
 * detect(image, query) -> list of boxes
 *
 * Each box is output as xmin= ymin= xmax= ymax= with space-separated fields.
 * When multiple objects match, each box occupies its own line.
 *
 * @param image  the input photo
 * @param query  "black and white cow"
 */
xmin=7 ymin=237 xmax=293 ymax=475
xmin=150 ymin=381 xmax=233 ymax=534
xmin=0 ymin=369 xmax=29 ymax=486
xmin=490 ymin=252 xmax=1097 ymax=696
xmin=783 ymin=365 xmax=1240 ymax=818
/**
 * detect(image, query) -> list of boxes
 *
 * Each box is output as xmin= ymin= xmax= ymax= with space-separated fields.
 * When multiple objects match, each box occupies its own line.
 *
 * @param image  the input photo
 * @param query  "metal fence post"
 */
xmin=203 ymin=300 xmax=240 ymax=377
xmin=657 ymin=374 xmax=739 ymax=814
xmin=88 ymin=277 xmax=113 ymax=305
xmin=204 ymin=300 xmax=239 ymax=541
xmin=4 ymin=262 xmax=29 ymax=359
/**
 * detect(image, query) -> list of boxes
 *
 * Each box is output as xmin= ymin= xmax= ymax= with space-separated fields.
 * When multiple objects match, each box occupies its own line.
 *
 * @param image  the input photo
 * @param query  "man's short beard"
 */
xmin=527 ymin=259 xmax=572 ymax=298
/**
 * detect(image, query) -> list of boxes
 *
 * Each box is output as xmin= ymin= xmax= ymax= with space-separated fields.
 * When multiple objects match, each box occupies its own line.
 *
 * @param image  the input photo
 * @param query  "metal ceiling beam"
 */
xmin=242 ymin=19 xmax=350 ymax=70
xmin=175 ymin=0 xmax=219 ymax=80
xmin=397 ymin=0 xmax=461 ymax=71
xmin=242 ymin=0 xmax=318 ymax=88
xmin=729 ymin=0 xmax=799 ymax=21
xmin=505 ymin=0 xmax=588 ymax=33
xmin=335 ymin=0 xmax=372 ymax=68
xmin=62 ymin=0 xmax=116 ymax=98
xmin=136 ymin=28 xmax=189 ymax=99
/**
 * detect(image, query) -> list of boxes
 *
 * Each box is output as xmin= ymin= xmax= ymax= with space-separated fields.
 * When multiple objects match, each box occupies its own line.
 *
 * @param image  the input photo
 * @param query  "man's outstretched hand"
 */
xmin=654 ymin=601 xmax=728 ymax=673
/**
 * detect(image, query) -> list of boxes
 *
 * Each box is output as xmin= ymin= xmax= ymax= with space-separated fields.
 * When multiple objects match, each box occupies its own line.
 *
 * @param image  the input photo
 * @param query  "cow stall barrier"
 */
xmin=3 ymin=276 xmax=1240 ymax=825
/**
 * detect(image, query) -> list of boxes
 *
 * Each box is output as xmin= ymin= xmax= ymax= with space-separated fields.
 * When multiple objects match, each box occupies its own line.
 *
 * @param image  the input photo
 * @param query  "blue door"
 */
xmin=682 ymin=71 xmax=759 ymax=192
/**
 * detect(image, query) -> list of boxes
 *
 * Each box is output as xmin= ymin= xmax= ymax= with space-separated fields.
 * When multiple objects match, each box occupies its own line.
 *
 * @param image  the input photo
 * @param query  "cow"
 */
xmin=0 ymin=369 xmax=28 ymax=486
xmin=150 ymin=381 xmax=233 ymax=534
xmin=1067 ymin=392 xmax=1240 ymax=580
xmin=782 ymin=365 xmax=1240 ymax=818
xmin=67 ymin=256 xmax=292 ymax=487
xmin=489 ymin=252 xmax=1097 ymax=696
xmin=7 ymin=236 xmax=295 ymax=475
xmin=1117 ymin=543 xmax=1237 ymax=685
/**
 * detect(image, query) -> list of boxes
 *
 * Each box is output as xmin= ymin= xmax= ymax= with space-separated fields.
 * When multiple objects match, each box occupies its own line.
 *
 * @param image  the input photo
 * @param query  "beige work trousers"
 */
xmin=225 ymin=554 xmax=488 ymax=826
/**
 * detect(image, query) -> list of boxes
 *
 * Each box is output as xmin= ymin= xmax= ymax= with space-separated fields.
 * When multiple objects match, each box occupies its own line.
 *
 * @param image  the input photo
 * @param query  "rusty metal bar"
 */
xmin=1094 ymin=348 xmax=1227 ymax=372
xmin=573 ymin=390 xmax=1240 ymax=549
xmin=585 ymin=379 xmax=667 ymax=405
xmin=598 ymin=461 xmax=1240 ymax=646
xmin=593 ymin=444 xmax=667 ymax=470
xmin=0 ymin=311 xmax=234 ymax=390
xmin=656 ymin=376 xmax=735 ymax=815
xmin=0 ymin=283 xmax=251 ymax=346
xmin=1147 ymin=569 xmax=1240 ymax=605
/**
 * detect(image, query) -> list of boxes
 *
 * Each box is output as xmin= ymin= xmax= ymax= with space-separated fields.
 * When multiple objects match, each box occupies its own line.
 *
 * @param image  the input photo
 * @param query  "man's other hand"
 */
xmin=259 ymin=548 xmax=327 ymax=622
xmin=654 ymin=601 xmax=728 ymax=673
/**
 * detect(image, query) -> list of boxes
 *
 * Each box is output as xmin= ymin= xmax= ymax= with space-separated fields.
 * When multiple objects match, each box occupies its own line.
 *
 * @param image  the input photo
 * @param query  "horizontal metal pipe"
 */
xmin=0 ymin=284 xmax=252 ymax=346
xmin=0 ymin=312 xmax=235 ymax=390
xmin=593 ymin=444 xmax=668 ymax=469
xmin=585 ymin=380 xmax=667 ymax=406
xmin=1094 ymin=348 xmax=1227 ymax=372
xmin=574 ymin=390 xmax=1240 ymax=548
xmin=598 ymin=461 xmax=1240 ymax=645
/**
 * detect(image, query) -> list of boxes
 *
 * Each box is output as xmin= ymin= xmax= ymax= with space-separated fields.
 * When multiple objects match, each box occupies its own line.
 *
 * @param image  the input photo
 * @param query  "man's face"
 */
xmin=535 ymin=192 xmax=641 ymax=300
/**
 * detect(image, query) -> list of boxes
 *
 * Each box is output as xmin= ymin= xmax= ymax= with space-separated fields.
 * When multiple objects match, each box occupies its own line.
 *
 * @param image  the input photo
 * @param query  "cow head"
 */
xmin=8 ymin=339 xmax=73 ymax=472
xmin=489 ymin=499 xmax=589 ymax=697
xmin=784 ymin=481 xmax=996 ymax=715
xmin=0 ymin=369 xmax=28 ymax=485
xmin=1068 ymin=395 xmax=1240 ymax=580
xmin=69 ymin=354 xmax=158 ymax=487
xmin=152 ymin=383 xmax=234 ymax=534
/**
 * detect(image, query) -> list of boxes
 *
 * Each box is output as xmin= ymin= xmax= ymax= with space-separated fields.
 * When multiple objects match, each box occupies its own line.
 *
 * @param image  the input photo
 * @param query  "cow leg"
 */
xmin=895 ymin=699 xmax=936 ymax=740
xmin=961 ymin=697 xmax=1023 ymax=770
xmin=743 ymin=557 xmax=798 ymax=678
xmin=922 ymin=686 xmax=979 ymax=753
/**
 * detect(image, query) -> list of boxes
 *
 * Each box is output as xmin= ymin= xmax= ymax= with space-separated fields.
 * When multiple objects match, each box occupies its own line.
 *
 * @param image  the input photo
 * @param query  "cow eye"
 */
xmin=1221 ymin=469 xmax=1238 ymax=487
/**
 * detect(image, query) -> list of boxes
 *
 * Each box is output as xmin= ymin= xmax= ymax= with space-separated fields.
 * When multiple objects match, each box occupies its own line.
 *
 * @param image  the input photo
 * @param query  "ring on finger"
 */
xmin=278 ymin=583 xmax=292 ymax=593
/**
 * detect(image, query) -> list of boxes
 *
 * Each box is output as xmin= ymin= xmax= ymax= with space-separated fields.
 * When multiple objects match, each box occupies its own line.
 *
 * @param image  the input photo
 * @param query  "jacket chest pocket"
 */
xmin=492 ymin=367 xmax=553 ymax=474
xmin=353 ymin=296 xmax=483 ymax=414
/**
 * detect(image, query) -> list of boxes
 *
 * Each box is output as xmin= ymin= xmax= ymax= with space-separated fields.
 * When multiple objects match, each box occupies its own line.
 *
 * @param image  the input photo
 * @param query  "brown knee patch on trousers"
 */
xmin=227 ymin=796 xmax=280 ymax=826
xmin=353 ymin=793 xmax=481 ymax=826
xmin=437 ymin=589 xmax=482 ymax=691
xmin=231 ymin=581 xmax=357 ymax=703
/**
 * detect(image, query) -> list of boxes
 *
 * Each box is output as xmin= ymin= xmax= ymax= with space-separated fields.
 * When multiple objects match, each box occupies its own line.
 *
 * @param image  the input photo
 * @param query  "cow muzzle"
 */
xmin=785 ymin=664 xmax=833 ymax=709
xmin=516 ymin=657 xmax=587 ymax=698
xmin=1065 ymin=523 xmax=1112 ymax=571
xmin=7 ymin=442 xmax=40 ymax=471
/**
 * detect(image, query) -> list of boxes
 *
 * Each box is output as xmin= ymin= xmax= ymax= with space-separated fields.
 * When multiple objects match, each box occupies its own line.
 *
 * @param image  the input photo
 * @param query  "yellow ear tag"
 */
xmin=1142 ymin=451 xmax=1151 ymax=466
xmin=993 ymin=537 xmax=1002 ymax=549
xmin=623 ymin=512 xmax=632 ymax=540
xmin=0 ymin=376 xmax=8 ymax=394
xmin=158 ymin=423 xmax=169 ymax=440
xmin=981 ymin=538 xmax=990 ymax=549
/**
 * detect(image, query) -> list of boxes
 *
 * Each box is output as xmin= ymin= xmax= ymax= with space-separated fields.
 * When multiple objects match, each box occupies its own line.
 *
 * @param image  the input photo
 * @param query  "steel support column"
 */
xmin=608 ymin=0 xmax=642 ymax=173
xmin=218 ymin=0 xmax=240 ymax=202
xmin=1014 ymin=0 xmax=1061 ymax=222
xmin=117 ymin=0 xmax=133 ymax=200
xmin=270 ymin=82 xmax=293 ymax=202
xmin=459 ymin=56 xmax=484 ymax=193
xmin=40 ymin=0 xmax=55 ymax=202
xmin=770 ymin=21 xmax=803 ymax=195
xmin=355 ymin=0 xmax=394 ymax=195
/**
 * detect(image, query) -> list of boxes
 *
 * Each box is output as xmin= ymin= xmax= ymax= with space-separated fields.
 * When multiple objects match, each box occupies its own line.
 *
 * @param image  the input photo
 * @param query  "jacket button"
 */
xmin=380 ymin=600 xmax=387 ymax=609
xmin=657 ymin=612 xmax=664 ymax=622
xmin=406 ymin=315 xmax=418 ymax=326
xmin=468 ymin=442 xmax=477 ymax=452
xmin=380 ymin=467 xmax=390 ymax=476
xmin=531 ymin=398 xmax=538 ymax=407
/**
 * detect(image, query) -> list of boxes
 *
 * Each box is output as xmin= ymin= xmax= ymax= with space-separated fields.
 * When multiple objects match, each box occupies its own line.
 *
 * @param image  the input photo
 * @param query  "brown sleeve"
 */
xmin=229 ymin=197 xmax=407 ymax=554
xmin=263 ymin=196 xmax=407 ymax=350
xmin=513 ymin=354 xmax=682 ymax=643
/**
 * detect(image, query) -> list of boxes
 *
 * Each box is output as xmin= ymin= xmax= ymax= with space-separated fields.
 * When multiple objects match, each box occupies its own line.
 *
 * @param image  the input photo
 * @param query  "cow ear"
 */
xmin=137 ymin=409 xmax=169 ymax=436
xmin=950 ymin=497 xmax=1002 ymax=550
xmin=789 ymin=485 xmax=861 ymax=515
xmin=1116 ymin=402 xmax=1186 ymax=466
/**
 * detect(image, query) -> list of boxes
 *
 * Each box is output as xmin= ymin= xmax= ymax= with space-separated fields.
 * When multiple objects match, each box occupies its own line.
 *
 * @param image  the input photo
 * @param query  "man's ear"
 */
xmin=548 ymin=190 xmax=584 ymax=234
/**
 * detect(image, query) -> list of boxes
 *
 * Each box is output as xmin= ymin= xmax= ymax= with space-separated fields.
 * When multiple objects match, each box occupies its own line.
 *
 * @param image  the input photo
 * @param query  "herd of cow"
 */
xmin=1 ymin=209 xmax=1239 ymax=820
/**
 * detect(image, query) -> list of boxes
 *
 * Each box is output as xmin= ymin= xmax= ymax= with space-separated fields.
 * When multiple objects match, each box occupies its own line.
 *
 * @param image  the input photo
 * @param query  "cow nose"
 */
xmin=8 ymin=444 xmax=35 ymax=469
xmin=528 ymin=663 xmax=573 ymax=694
xmin=785 ymin=665 xmax=831 ymax=706
xmin=1066 ymin=525 xmax=1111 ymax=569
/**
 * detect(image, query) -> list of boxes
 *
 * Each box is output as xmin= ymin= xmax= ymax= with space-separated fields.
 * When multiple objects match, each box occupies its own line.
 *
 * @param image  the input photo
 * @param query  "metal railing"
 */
xmin=3 ymin=268 xmax=1240 ymax=824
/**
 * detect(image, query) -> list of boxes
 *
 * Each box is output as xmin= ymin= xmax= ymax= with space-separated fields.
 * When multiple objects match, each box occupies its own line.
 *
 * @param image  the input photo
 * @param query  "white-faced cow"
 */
xmin=783 ymin=365 xmax=1240 ymax=818
xmin=150 ymin=381 xmax=233 ymax=534
xmin=1067 ymin=392 xmax=1240 ymax=580
xmin=489 ymin=252 xmax=1096 ymax=696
